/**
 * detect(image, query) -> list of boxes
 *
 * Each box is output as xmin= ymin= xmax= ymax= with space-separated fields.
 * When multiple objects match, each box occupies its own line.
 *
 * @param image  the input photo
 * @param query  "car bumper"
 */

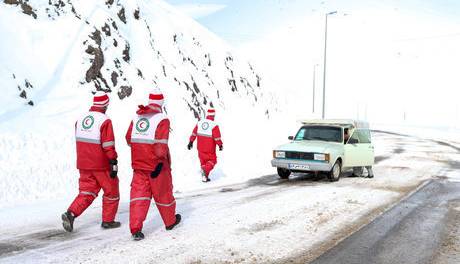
xmin=271 ymin=159 xmax=332 ymax=172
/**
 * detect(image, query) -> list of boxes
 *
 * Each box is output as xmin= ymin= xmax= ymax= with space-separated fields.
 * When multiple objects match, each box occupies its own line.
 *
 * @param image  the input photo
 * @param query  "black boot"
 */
xmin=166 ymin=214 xmax=182 ymax=231
xmin=132 ymin=231 xmax=145 ymax=241
xmin=62 ymin=211 xmax=75 ymax=232
xmin=101 ymin=221 xmax=121 ymax=229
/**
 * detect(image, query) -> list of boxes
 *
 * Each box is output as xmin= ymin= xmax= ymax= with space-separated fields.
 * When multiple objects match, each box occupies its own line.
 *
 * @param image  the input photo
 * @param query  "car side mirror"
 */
xmin=288 ymin=136 xmax=294 ymax=140
xmin=348 ymin=138 xmax=359 ymax=144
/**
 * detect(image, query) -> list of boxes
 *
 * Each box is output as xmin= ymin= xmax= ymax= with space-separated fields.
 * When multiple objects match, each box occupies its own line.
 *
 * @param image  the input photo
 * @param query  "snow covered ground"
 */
xmin=1 ymin=129 xmax=459 ymax=263
xmin=0 ymin=0 xmax=282 ymax=210
xmin=374 ymin=123 xmax=460 ymax=145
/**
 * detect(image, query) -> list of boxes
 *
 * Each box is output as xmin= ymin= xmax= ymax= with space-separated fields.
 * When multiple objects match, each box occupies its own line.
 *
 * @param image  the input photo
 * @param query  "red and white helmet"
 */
xmin=149 ymin=88 xmax=164 ymax=106
xmin=207 ymin=107 xmax=215 ymax=117
xmin=93 ymin=91 xmax=109 ymax=108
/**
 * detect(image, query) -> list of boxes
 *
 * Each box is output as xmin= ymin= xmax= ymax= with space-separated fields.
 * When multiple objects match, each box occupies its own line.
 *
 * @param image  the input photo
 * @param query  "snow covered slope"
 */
xmin=0 ymin=0 xmax=281 ymax=208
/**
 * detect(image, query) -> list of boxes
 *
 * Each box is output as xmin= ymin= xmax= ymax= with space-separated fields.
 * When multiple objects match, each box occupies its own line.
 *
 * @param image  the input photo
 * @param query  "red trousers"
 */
xmin=199 ymin=152 xmax=217 ymax=177
xmin=129 ymin=169 xmax=176 ymax=234
xmin=68 ymin=170 xmax=120 ymax=222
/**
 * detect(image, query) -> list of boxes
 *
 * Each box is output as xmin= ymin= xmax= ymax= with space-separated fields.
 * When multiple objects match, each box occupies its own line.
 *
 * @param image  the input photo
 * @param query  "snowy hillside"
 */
xmin=0 ymin=0 xmax=283 ymax=208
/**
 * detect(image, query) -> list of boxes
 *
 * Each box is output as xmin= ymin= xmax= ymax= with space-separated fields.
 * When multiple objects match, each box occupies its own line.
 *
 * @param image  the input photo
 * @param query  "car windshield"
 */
xmin=294 ymin=126 xmax=343 ymax=143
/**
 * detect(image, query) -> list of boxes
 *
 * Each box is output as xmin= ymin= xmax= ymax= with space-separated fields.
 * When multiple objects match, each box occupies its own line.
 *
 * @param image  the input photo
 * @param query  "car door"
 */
xmin=343 ymin=129 xmax=374 ymax=167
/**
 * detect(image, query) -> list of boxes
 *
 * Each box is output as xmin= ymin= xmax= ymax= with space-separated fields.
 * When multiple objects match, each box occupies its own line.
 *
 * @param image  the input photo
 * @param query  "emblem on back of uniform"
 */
xmin=201 ymin=122 xmax=210 ymax=130
xmin=82 ymin=115 xmax=95 ymax=129
xmin=136 ymin=118 xmax=150 ymax=132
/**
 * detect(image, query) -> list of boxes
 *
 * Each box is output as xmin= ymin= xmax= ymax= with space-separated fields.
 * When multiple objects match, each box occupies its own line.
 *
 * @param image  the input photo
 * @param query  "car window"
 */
xmin=294 ymin=126 xmax=343 ymax=142
xmin=296 ymin=129 xmax=305 ymax=140
xmin=348 ymin=129 xmax=371 ymax=144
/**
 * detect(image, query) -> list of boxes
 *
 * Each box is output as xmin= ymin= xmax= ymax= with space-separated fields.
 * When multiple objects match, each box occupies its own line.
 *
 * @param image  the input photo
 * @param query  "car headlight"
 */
xmin=314 ymin=153 xmax=330 ymax=161
xmin=273 ymin=151 xmax=286 ymax=158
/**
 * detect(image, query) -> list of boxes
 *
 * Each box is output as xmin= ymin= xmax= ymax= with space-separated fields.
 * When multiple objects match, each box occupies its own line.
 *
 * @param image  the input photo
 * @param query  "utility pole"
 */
xmin=322 ymin=11 xmax=337 ymax=119
xmin=312 ymin=64 xmax=319 ymax=113
xmin=364 ymin=103 xmax=368 ymax=121
xmin=357 ymin=103 xmax=360 ymax=120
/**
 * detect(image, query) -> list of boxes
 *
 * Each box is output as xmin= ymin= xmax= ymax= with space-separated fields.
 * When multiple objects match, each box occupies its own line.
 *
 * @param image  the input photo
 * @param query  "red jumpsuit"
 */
xmin=126 ymin=104 xmax=176 ymax=234
xmin=68 ymin=107 xmax=119 ymax=222
xmin=189 ymin=116 xmax=223 ymax=176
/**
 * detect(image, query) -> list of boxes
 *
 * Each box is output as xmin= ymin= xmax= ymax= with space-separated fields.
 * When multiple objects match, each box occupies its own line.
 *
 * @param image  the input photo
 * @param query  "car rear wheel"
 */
xmin=328 ymin=161 xmax=342 ymax=182
xmin=277 ymin=168 xmax=291 ymax=179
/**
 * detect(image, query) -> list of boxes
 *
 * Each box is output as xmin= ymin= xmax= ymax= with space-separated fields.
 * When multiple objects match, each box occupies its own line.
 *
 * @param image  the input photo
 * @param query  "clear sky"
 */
xmin=166 ymin=0 xmax=460 ymax=127
xmin=166 ymin=0 xmax=325 ymax=45
xmin=166 ymin=0 xmax=460 ymax=45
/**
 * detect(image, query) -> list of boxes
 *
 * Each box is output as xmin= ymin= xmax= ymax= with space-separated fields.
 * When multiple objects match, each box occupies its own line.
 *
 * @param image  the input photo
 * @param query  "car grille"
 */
xmin=285 ymin=151 xmax=314 ymax=160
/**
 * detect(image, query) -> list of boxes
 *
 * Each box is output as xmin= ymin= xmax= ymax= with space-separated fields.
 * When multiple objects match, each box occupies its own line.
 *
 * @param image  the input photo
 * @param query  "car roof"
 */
xmin=299 ymin=119 xmax=370 ymax=129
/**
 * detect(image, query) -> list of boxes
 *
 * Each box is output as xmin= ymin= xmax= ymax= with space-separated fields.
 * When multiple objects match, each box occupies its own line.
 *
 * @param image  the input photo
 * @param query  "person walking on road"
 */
xmin=62 ymin=91 xmax=121 ymax=232
xmin=187 ymin=108 xmax=223 ymax=182
xmin=126 ymin=88 xmax=181 ymax=241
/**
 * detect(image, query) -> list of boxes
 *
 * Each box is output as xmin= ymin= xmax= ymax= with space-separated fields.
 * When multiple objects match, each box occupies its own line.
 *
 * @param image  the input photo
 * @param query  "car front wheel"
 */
xmin=328 ymin=161 xmax=342 ymax=182
xmin=277 ymin=168 xmax=291 ymax=179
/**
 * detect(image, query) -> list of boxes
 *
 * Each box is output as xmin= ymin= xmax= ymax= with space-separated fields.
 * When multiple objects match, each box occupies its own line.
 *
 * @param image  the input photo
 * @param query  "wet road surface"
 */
xmin=312 ymin=180 xmax=460 ymax=264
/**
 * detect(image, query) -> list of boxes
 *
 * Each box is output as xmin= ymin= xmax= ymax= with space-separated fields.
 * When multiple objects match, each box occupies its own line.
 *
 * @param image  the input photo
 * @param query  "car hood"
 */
xmin=275 ymin=140 xmax=341 ymax=153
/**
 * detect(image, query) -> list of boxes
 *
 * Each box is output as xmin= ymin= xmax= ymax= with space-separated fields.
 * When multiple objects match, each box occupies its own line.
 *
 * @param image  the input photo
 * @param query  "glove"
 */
xmin=219 ymin=145 xmax=223 ymax=151
xmin=187 ymin=141 xmax=193 ymax=150
xmin=109 ymin=160 xmax=118 ymax=178
xmin=150 ymin=163 xmax=163 ymax=178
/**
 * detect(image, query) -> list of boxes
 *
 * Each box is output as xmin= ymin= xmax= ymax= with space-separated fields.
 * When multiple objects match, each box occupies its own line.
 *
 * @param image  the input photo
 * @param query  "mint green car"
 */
xmin=271 ymin=119 xmax=374 ymax=181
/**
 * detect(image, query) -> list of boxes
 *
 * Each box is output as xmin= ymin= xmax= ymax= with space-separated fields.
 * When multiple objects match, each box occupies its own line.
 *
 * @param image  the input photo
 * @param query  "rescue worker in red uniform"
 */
xmin=126 ymin=89 xmax=181 ymax=241
xmin=62 ymin=91 xmax=121 ymax=232
xmin=187 ymin=108 xmax=223 ymax=182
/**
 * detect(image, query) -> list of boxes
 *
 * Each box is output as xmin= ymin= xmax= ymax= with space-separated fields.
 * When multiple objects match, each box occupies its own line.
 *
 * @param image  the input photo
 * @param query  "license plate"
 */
xmin=289 ymin=164 xmax=310 ymax=170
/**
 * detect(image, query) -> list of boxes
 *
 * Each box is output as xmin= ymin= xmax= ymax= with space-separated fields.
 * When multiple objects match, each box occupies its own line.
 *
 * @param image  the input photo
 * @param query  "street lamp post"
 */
xmin=312 ymin=64 xmax=319 ymax=114
xmin=322 ymin=11 xmax=337 ymax=119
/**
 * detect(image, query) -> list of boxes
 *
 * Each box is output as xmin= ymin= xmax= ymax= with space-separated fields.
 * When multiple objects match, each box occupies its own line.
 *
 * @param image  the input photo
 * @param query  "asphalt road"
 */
xmin=312 ymin=179 xmax=460 ymax=264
